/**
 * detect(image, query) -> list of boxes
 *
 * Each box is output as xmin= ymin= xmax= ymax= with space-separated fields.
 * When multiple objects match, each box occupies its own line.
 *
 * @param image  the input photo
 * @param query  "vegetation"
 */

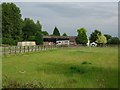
xmin=2 ymin=3 xmax=44 ymax=45
xmin=2 ymin=2 xmax=120 ymax=46
xmin=96 ymin=34 xmax=107 ymax=46
xmin=2 ymin=3 xmax=23 ymax=45
xmin=62 ymin=33 xmax=67 ymax=36
xmin=76 ymin=28 xmax=88 ymax=45
xmin=2 ymin=47 xmax=118 ymax=88
xmin=89 ymin=30 xmax=102 ymax=43
xmin=52 ymin=26 xmax=60 ymax=36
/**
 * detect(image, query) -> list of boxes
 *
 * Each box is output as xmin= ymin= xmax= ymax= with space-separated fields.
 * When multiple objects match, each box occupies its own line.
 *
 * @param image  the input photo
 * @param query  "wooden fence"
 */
xmin=2 ymin=45 xmax=63 ymax=55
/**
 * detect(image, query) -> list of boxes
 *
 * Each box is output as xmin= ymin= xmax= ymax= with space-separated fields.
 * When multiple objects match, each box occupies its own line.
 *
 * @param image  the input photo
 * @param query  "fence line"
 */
xmin=2 ymin=45 xmax=63 ymax=55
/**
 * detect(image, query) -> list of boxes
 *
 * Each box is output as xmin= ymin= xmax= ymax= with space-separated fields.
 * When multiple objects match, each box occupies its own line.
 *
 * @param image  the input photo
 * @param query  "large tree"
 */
xmin=53 ymin=26 xmax=60 ymax=36
xmin=76 ymin=28 xmax=88 ymax=45
xmin=89 ymin=30 xmax=102 ymax=43
xmin=36 ymin=20 xmax=42 ymax=32
xmin=2 ymin=3 xmax=23 ymax=45
xmin=22 ymin=18 xmax=37 ymax=40
xmin=22 ymin=18 xmax=43 ymax=44
xmin=107 ymin=37 xmax=120 ymax=44
xmin=96 ymin=34 xmax=107 ymax=46
xmin=35 ymin=31 xmax=43 ymax=45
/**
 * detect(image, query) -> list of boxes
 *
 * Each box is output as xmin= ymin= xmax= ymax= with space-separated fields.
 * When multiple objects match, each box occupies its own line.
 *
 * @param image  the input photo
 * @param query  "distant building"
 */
xmin=90 ymin=42 xmax=97 ymax=47
xmin=17 ymin=41 xmax=36 ymax=46
xmin=43 ymin=36 xmax=77 ymax=46
xmin=56 ymin=40 xmax=70 ymax=46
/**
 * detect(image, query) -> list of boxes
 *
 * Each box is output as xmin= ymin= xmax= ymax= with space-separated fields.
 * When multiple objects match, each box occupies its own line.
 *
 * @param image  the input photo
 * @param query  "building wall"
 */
xmin=43 ymin=42 xmax=54 ymax=46
xmin=17 ymin=41 xmax=36 ymax=46
xmin=43 ymin=36 xmax=77 ymax=46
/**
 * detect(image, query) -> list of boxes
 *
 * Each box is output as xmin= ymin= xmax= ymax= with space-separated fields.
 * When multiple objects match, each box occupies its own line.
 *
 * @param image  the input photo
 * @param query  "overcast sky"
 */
xmin=14 ymin=2 xmax=118 ymax=37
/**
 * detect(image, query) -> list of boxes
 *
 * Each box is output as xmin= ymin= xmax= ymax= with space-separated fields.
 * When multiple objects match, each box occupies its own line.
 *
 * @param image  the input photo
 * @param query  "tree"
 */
xmin=104 ymin=34 xmax=112 ymax=41
xmin=53 ymin=26 xmax=60 ymax=36
xmin=89 ymin=30 xmax=101 ymax=43
xmin=107 ymin=37 xmax=120 ymax=44
xmin=35 ymin=31 xmax=43 ymax=45
xmin=96 ymin=34 xmax=107 ymax=46
xmin=22 ymin=18 xmax=37 ymax=40
xmin=42 ymin=31 xmax=49 ymax=36
xmin=36 ymin=20 xmax=42 ymax=32
xmin=76 ymin=28 xmax=88 ymax=45
xmin=62 ymin=33 xmax=67 ymax=36
xmin=2 ymin=3 xmax=23 ymax=45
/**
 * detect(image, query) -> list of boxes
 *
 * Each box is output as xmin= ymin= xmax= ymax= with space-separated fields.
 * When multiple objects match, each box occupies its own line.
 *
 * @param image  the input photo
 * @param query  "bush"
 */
xmin=2 ymin=37 xmax=17 ymax=45
xmin=81 ymin=61 xmax=92 ymax=65
xmin=70 ymin=66 xmax=86 ymax=74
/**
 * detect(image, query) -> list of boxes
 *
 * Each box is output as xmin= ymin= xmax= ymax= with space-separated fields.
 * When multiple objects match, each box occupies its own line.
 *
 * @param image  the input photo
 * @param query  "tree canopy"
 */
xmin=53 ymin=26 xmax=60 ymax=36
xmin=62 ymin=33 xmax=67 ymax=36
xmin=96 ymin=34 xmax=107 ymax=44
xmin=42 ymin=31 xmax=49 ymax=36
xmin=107 ymin=37 xmax=120 ymax=44
xmin=89 ymin=30 xmax=101 ymax=43
xmin=2 ymin=2 xmax=23 ymax=45
xmin=76 ymin=28 xmax=88 ymax=45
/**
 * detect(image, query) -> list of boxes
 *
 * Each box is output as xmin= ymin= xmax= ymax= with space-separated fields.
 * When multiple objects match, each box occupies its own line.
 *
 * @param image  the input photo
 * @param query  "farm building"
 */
xmin=17 ymin=41 xmax=36 ymax=46
xmin=43 ymin=36 xmax=77 ymax=46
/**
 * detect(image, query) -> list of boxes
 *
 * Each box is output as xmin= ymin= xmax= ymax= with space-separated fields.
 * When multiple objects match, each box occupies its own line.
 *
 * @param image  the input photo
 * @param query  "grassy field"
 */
xmin=2 ymin=46 xmax=118 ymax=88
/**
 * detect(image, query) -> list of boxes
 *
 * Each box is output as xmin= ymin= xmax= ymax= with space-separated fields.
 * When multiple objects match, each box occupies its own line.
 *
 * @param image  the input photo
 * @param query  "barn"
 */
xmin=43 ymin=36 xmax=77 ymax=46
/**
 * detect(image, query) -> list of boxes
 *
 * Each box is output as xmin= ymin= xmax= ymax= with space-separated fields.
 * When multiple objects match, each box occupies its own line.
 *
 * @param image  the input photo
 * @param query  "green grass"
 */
xmin=2 ymin=46 xmax=118 ymax=88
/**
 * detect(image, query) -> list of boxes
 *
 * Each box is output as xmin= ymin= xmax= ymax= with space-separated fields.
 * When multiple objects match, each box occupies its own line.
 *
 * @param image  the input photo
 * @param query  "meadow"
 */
xmin=2 ymin=46 xmax=118 ymax=88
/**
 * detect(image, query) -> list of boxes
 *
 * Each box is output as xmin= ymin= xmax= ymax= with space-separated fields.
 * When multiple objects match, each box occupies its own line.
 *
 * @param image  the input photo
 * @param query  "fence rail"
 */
xmin=2 ymin=45 xmax=63 ymax=55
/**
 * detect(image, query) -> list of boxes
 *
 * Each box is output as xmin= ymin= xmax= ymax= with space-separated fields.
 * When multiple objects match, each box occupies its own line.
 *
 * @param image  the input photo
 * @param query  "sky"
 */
xmin=13 ymin=2 xmax=118 ymax=37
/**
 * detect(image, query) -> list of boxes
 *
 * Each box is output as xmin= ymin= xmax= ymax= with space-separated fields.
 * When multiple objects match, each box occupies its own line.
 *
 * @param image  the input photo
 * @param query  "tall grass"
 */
xmin=2 ymin=47 xmax=118 ymax=88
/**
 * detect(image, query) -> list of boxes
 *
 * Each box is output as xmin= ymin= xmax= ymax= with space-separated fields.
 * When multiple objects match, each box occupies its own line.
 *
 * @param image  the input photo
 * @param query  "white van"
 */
xmin=56 ymin=40 xmax=69 ymax=46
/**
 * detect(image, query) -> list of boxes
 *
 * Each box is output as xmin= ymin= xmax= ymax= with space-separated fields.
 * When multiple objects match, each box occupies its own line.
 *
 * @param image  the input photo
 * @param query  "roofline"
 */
xmin=43 ymin=36 xmax=77 ymax=39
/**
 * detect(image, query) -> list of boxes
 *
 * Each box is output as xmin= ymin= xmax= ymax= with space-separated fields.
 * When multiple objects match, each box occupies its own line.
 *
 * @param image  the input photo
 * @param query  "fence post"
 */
xmin=19 ymin=46 xmax=21 ymax=53
xmin=9 ymin=46 xmax=11 ymax=54
xmin=24 ymin=46 xmax=25 ymax=53
xmin=28 ymin=46 xmax=29 ymax=52
xmin=41 ymin=45 xmax=42 ymax=51
xmin=4 ymin=47 xmax=5 ymax=55
xmin=15 ymin=46 xmax=16 ymax=54
xmin=44 ymin=46 xmax=46 ymax=51
xmin=38 ymin=45 xmax=39 ymax=51
xmin=32 ymin=46 xmax=33 ymax=52
xmin=35 ymin=46 xmax=36 ymax=52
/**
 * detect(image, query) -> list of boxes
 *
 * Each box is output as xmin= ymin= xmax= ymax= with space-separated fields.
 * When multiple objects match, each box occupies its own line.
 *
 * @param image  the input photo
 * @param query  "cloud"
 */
xmin=15 ymin=2 xmax=118 ymax=37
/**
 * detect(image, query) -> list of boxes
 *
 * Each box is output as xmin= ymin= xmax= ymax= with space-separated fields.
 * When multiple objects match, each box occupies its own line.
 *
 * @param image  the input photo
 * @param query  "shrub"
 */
xmin=70 ymin=66 xmax=86 ymax=74
xmin=81 ymin=61 xmax=92 ymax=65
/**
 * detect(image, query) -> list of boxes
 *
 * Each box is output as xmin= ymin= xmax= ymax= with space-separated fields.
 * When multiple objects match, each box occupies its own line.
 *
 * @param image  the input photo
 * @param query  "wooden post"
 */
xmin=35 ymin=46 xmax=36 ymax=52
xmin=19 ymin=46 xmax=21 ymax=53
xmin=15 ymin=46 xmax=16 ymax=54
xmin=32 ymin=46 xmax=33 ymax=52
xmin=44 ymin=45 xmax=45 ymax=51
xmin=38 ymin=45 xmax=39 ymax=51
xmin=24 ymin=46 xmax=25 ymax=53
xmin=28 ymin=46 xmax=29 ymax=52
xmin=4 ymin=47 xmax=5 ymax=55
xmin=41 ymin=45 xmax=42 ymax=51
xmin=9 ymin=46 xmax=11 ymax=54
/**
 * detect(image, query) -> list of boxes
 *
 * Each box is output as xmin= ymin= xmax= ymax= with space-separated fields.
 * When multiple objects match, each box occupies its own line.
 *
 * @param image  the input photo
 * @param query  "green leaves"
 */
xmin=53 ymin=26 xmax=60 ymax=36
xmin=96 ymin=34 xmax=107 ymax=44
xmin=2 ymin=3 xmax=23 ymax=45
xmin=76 ymin=28 xmax=88 ymax=44
xmin=89 ymin=30 xmax=102 ymax=43
xmin=62 ymin=33 xmax=67 ymax=36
